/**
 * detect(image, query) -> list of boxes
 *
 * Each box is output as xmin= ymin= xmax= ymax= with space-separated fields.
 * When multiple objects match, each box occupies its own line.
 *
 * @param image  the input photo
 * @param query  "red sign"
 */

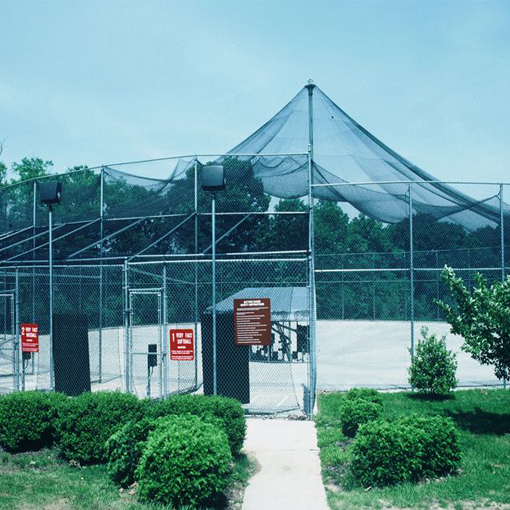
xmin=21 ymin=323 xmax=39 ymax=353
xmin=234 ymin=298 xmax=271 ymax=346
xmin=170 ymin=329 xmax=194 ymax=361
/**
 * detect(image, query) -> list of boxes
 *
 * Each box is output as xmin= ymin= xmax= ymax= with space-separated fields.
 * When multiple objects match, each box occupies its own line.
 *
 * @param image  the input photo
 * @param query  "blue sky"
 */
xmin=0 ymin=0 xmax=509 ymax=182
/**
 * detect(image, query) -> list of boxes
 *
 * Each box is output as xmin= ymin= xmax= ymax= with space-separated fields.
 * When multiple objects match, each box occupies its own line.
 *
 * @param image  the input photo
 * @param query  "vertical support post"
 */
xmin=98 ymin=167 xmax=104 ymax=383
xmin=158 ymin=290 xmax=163 ymax=398
xmin=194 ymin=158 xmax=199 ymax=389
xmin=32 ymin=182 xmax=36 ymax=323
xmin=409 ymin=184 xmax=415 ymax=363
xmin=372 ymin=252 xmax=376 ymax=320
xmin=15 ymin=268 xmax=20 ymax=392
xmin=123 ymin=259 xmax=130 ymax=393
xmin=435 ymin=250 xmax=440 ymax=320
xmin=306 ymin=80 xmax=317 ymax=417
xmin=500 ymin=184 xmax=505 ymax=283
xmin=500 ymin=184 xmax=506 ymax=389
xmin=162 ymin=264 xmax=168 ymax=398
xmin=48 ymin=206 xmax=54 ymax=390
xmin=212 ymin=193 xmax=217 ymax=395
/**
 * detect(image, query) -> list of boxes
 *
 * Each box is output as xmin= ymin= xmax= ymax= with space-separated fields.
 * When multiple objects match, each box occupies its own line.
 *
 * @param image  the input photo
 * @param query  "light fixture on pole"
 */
xmin=202 ymin=165 xmax=225 ymax=396
xmin=40 ymin=181 xmax=62 ymax=390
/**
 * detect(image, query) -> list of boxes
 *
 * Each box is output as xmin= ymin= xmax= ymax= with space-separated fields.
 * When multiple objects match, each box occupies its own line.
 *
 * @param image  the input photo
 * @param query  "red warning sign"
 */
xmin=21 ymin=323 xmax=39 ymax=353
xmin=170 ymin=329 xmax=194 ymax=361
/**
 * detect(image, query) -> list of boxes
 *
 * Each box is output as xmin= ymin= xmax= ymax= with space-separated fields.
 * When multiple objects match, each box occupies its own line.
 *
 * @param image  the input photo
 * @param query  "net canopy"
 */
xmin=223 ymin=84 xmax=510 ymax=231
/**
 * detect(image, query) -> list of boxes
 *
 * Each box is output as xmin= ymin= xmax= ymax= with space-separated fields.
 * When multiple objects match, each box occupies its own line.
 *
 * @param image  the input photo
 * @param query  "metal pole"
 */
xmin=500 ymin=184 xmax=505 ymax=283
xmin=194 ymin=158 xmax=199 ymax=389
xmin=99 ymin=167 xmax=104 ymax=382
xmin=49 ymin=206 xmax=54 ymax=390
xmin=162 ymin=264 xmax=168 ymax=398
xmin=500 ymin=184 xmax=506 ymax=389
xmin=158 ymin=289 xmax=163 ymax=398
xmin=306 ymin=80 xmax=317 ymax=417
xmin=15 ymin=267 xmax=20 ymax=391
xmin=212 ymin=193 xmax=217 ymax=395
xmin=409 ymin=184 xmax=415 ymax=362
xmin=32 ymin=182 xmax=36 ymax=323
xmin=123 ymin=259 xmax=130 ymax=393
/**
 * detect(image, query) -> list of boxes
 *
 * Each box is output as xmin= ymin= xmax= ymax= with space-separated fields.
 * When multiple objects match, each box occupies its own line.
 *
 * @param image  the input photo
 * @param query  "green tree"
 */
xmin=436 ymin=267 xmax=510 ymax=382
xmin=11 ymin=157 xmax=53 ymax=182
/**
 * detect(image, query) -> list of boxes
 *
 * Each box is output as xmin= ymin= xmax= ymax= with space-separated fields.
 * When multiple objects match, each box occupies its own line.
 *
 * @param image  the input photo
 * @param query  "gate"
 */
xmin=0 ymin=291 xmax=19 ymax=393
xmin=126 ymin=288 xmax=165 ymax=398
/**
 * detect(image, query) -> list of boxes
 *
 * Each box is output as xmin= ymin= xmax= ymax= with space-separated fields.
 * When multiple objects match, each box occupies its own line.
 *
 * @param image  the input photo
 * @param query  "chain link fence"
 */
xmin=1 ymin=154 xmax=509 ymax=414
xmin=314 ymin=182 xmax=508 ymax=391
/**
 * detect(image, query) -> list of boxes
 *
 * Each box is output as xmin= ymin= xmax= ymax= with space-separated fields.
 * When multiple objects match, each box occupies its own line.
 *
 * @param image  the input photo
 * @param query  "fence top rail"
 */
xmin=311 ymin=179 xmax=510 ymax=188
xmin=0 ymin=152 xmax=309 ymax=192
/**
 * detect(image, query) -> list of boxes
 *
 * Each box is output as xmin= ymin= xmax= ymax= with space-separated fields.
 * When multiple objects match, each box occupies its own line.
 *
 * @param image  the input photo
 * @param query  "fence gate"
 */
xmin=0 ymin=292 xmax=18 ymax=393
xmin=127 ymin=288 xmax=165 ymax=399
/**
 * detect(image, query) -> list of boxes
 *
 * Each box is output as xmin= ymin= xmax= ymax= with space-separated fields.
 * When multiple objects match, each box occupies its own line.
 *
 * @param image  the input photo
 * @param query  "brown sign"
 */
xmin=234 ymin=298 xmax=271 ymax=346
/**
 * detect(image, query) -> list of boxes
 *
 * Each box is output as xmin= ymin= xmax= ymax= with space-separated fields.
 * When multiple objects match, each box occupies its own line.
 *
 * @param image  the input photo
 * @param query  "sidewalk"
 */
xmin=242 ymin=418 xmax=329 ymax=510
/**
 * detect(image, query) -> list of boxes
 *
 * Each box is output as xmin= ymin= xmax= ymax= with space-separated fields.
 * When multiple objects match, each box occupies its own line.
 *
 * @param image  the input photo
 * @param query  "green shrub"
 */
xmin=55 ymin=391 xmax=145 ymax=464
xmin=342 ymin=388 xmax=382 ymax=406
xmin=137 ymin=414 xmax=232 ymax=508
xmin=106 ymin=413 xmax=225 ymax=488
xmin=339 ymin=388 xmax=383 ymax=437
xmin=350 ymin=414 xmax=460 ymax=487
xmin=0 ymin=391 xmax=67 ymax=452
xmin=150 ymin=394 xmax=246 ymax=455
xmin=106 ymin=417 xmax=157 ymax=487
xmin=340 ymin=398 xmax=382 ymax=438
xmin=409 ymin=327 xmax=458 ymax=395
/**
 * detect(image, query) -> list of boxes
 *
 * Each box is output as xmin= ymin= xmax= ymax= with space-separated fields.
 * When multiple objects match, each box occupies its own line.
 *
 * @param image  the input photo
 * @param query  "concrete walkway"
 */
xmin=242 ymin=418 xmax=329 ymax=510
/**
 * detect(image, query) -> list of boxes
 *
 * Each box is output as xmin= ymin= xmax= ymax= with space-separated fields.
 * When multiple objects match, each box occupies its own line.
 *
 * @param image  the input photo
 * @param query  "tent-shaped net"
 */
xmin=221 ymin=85 xmax=509 ymax=231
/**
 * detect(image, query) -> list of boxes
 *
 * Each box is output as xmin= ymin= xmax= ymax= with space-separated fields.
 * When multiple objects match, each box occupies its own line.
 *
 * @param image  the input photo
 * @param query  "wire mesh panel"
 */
xmin=0 ymin=283 xmax=16 ymax=394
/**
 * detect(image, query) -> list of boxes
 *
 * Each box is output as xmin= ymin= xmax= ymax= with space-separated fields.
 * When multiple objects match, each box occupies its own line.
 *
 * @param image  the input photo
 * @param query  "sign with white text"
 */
xmin=234 ymin=298 xmax=271 ymax=346
xmin=21 ymin=323 xmax=39 ymax=353
xmin=170 ymin=329 xmax=194 ymax=361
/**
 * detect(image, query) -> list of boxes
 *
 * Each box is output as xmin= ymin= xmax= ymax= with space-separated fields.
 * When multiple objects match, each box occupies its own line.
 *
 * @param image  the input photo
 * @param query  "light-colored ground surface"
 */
xmin=1 ymin=320 xmax=502 ymax=409
xmin=242 ymin=418 xmax=328 ymax=510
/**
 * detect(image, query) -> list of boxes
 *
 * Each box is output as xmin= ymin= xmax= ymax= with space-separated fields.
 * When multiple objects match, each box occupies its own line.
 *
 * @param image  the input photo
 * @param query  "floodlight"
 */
xmin=202 ymin=165 xmax=225 ymax=192
xmin=40 ymin=181 xmax=62 ymax=206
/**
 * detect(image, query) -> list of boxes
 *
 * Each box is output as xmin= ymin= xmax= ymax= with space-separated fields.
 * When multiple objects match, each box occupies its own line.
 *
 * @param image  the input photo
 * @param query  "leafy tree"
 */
xmin=11 ymin=157 xmax=53 ymax=182
xmin=436 ymin=267 xmax=510 ymax=382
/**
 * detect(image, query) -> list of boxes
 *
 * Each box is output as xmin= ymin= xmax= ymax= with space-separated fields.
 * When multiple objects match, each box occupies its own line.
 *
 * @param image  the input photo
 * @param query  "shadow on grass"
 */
xmin=406 ymin=393 xmax=456 ymax=402
xmin=445 ymin=407 xmax=510 ymax=435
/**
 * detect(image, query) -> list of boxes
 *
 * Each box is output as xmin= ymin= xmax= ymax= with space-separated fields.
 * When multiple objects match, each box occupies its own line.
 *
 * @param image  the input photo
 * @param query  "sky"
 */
xmin=0 ymin=0 xmax=509 ymax=183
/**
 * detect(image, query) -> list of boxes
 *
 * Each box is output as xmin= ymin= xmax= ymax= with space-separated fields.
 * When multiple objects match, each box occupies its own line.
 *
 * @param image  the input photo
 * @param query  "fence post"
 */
xmin=123 ymin=259 xmax=130 ymax=393
xmin=98 ymin=167 xmax=105 ymax=383
xmin=194 ymin=158 xmax=199 ymax=390
xmin=162 ymin=263 xmax=168 ymax=398
xmin=15 ymin=267 xmax=20 ymax=392
xmin=500 ymin=184 xmax=506 ymax=389
xmin=409 ymin=184 xmax=415 ymax=363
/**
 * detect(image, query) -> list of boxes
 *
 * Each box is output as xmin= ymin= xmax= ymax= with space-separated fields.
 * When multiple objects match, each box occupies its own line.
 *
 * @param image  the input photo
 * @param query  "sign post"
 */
xmin=234 ymin=298 xmax=271 ymax=346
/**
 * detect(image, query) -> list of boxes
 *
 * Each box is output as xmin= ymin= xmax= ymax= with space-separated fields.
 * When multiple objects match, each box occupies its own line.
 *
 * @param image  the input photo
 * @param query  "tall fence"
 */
xmin=1 ymin=156 xmax=509 ymax=413
xmin=313 ymin=181 xmax=509 ymax=391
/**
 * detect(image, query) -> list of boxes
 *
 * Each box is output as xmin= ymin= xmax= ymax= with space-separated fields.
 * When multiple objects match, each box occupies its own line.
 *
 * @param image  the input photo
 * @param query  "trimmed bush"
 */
xmin=137 ymin=414 xmax=232 ymax=508
xmin=0 ymin=391 xmax=67 ymax=452
xmin=55 ymin=391 xmax=146 ymax=464
xmin=150 ymin=394 xmax=246 ymax=455
xmin=409 ymin=327 xmax=458 ymax=395
xmin=342 ymin=388 xmax=382 ymax=406
xmin=350 ymin=414 xmax=460 ymax=487
xmin=340 ymin=398 xmax=382 ymax=438
xmin=106 ymin=417 xmax=158 ymax=487
xmin=339 ymin=388 xmax=383 ymax=437
xmin=106 ymin=413 xmax=225 ymax=488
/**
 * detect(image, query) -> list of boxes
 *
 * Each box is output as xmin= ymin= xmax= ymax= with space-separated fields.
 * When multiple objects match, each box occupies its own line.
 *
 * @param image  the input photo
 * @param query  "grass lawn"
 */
xmin=316 ymin=389 xmax=510 ymax=509
xmin=0 ymin=448 xmax=255 ymax=510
